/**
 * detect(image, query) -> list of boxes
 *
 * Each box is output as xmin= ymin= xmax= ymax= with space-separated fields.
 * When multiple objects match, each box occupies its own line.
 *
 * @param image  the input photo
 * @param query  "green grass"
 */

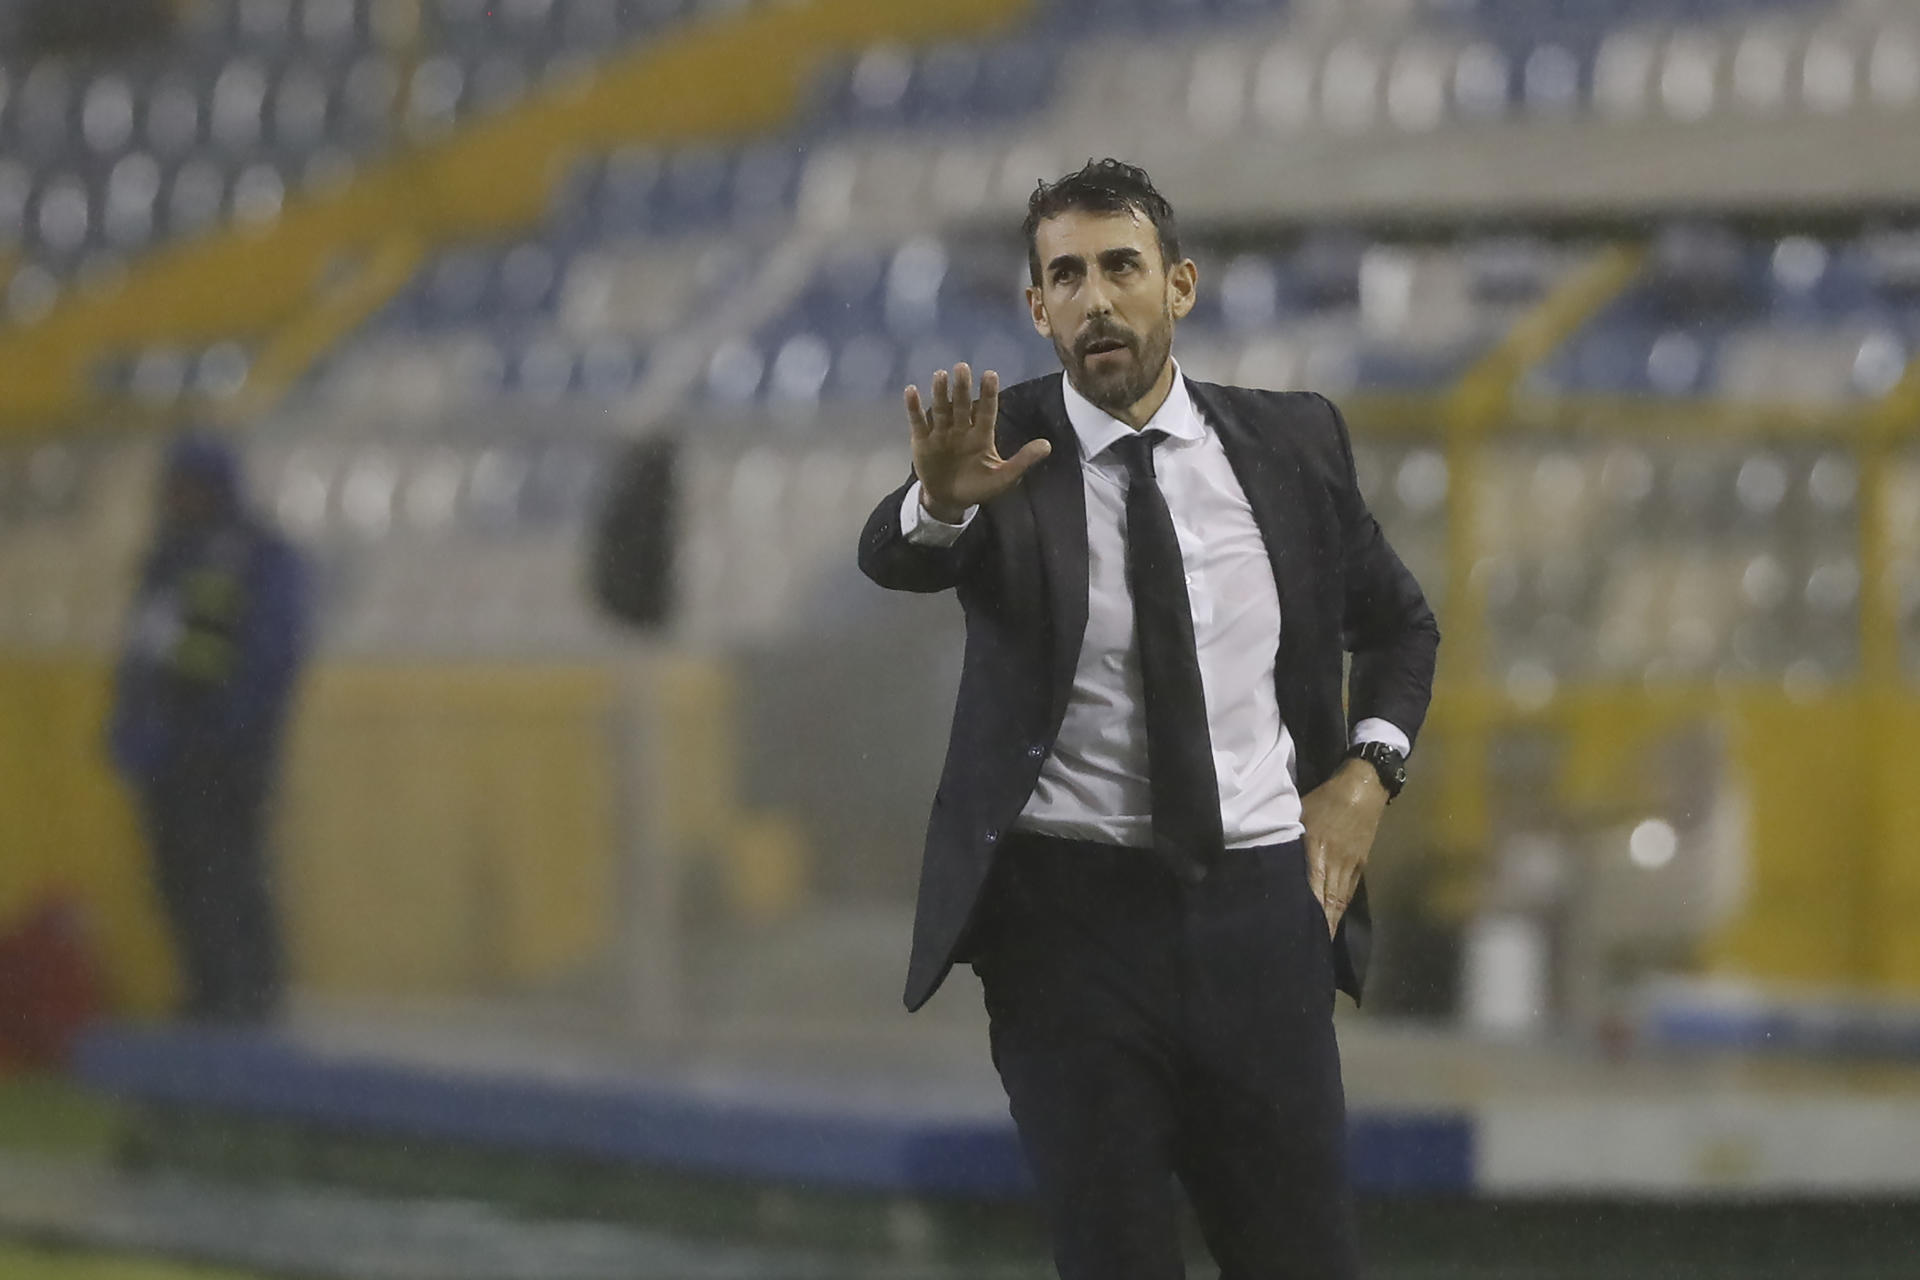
xmin=0 ymin=1072 xmax=122 ymax=1159
xmin=0 ymin=1244 xmax=260 ymax=1280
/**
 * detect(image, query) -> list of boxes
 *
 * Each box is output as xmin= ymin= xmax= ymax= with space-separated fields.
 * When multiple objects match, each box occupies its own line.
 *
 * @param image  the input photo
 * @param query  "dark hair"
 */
xmin=1023 ymin=158 xmax=1181 ymax=286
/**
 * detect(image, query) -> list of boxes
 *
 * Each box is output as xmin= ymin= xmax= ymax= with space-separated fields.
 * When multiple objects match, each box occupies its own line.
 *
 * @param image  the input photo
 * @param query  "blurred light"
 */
xmin=1802 ymin=35 xmax=1858 ymax=114
xmin=851 ymin=45 xmax=912 ymax=112
xmin=1504 ymin=659 xmax=1556 ymax=710
xmin=885 ymin=237 xmax=948 ymax=329
xmin=197 ymin=341 xmax=250 ymax=398
xmin=407 ymin=56 xmax=465 ymax=129
xmin=1320 ymin=40 xmax=1380 ymax=133
xmin=770 ymin=333 xmax=833 ymax=402
xmin=1530 ymin=452 xmax=1586 ymax=511
xmin=1453 ymin=42 xmax=1509 ymax=121
xmin=1647 ymin=331 xmax=1704 ymax=394
xmin=276 ymin=457 xmax=331 ymax=536
xmin=1770 ymin=236 xmax=1829 ymax=292
xmin=1629 ymin=819 xmax=1678 ymax=870
xmin=1472 ymin=555 xmax=1519 ymax=608
xmin=169 ymin=160 xmax=227 ymax=233
xmin=1659 ymin=33 xmax=1718 ymax=121
xmin=36 ymin=175 xmax=91 ymax=254
xmin=212 ymin=61 xmax=269 ymax=150
xmin=469 ymin=448 xmax=530 ymax=526
xmin=1522 ymin=44 xmax=1580 ymax=115
xmin=1220 ymin=255 xmax=1280 ymax=331
xmin=1806 ymin=557 xmax=1860 ymax=612
xmin=1395 ymin=449 xmax=1448 ymax=514
xmin=232 ymin=164 xmax=285 ymax=226
xmin=1853 ymin=330 xmax=1908 ymax=397
xmin=1735 ymin=453 xmax=1789 ymax=515
xmin=1594 ymin=32 xmax=1655 ymax=119
xmin=1359 ymin=246 xmax=1416 ymax=331
xmin=706 ymin=337 xmax=764 ymax=402
xmin=1808 ymin=453 xmax=1858 ymax=512
xmin=1741 ymin=553 xmax=1789 ymax=611
xmin=1600 ymin=446 xmax=1655 ymax=506
xmin=341 ymin=452 xmax=398 ymax=537
xmin=1253 ymin=42 xmax=1314 ymax=131
xmin=82 ymin=76 xmax=135 ymax=153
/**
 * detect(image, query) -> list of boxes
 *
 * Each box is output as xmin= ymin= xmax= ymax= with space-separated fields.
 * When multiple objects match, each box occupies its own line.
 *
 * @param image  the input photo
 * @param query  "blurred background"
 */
xmin=4 ymin=0 xmax=1920 ymax=1275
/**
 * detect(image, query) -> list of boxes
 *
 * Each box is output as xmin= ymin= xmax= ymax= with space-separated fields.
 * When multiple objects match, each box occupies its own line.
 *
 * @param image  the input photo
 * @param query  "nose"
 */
xmin=1081 ymin=274 xmax=1115 ymax=316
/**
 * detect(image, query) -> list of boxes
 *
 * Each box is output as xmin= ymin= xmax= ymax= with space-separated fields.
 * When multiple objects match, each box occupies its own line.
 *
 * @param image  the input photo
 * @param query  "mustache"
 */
xmin=1075 ymin=321 xmax=1136 ymax=357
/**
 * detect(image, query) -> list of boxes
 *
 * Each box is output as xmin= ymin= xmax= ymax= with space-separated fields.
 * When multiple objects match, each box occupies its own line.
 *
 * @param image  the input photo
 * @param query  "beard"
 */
xmin=1053 ymin=306 xmax=1174 ymax=419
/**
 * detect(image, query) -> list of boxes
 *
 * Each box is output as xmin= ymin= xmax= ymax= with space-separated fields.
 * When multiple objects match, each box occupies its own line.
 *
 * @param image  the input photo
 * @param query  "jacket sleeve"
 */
xmin=857 ymin=474 xmax=986 ymax=595
xmin=1322 ymin=395 xmax=1441 ymax=748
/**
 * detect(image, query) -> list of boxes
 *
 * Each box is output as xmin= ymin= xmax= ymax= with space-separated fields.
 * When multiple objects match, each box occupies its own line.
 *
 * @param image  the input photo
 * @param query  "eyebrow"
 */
xmin=1045 ymin=247 xmax=1147 ymax=276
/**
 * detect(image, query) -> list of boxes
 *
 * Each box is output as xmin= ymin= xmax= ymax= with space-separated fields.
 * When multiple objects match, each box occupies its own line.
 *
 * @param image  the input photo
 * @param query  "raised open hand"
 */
xmin=907 ymin=363 xmax=1052 ymax=521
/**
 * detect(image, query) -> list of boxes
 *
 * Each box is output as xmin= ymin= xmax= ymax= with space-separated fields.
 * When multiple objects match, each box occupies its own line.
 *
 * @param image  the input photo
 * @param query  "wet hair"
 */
xmin=1023 ymin=158 xmax=1181 ymax=286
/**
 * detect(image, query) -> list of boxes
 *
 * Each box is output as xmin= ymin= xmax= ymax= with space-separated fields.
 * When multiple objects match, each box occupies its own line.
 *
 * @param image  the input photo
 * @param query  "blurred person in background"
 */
xmin=859 ymin=160 xmax=1439 ymax=1280
xmin=108 ymin=433 xmax=308 ymax=1025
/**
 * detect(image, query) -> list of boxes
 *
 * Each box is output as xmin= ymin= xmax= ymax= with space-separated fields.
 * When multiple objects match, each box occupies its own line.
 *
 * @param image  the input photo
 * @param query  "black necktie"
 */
xmin=1110 ymin=431 xmax=1223 ymax=881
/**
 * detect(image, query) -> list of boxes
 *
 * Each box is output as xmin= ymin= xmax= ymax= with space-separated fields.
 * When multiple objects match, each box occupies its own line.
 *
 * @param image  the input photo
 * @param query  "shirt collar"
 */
xmin=1060 ymin=358 xmax=1204 ymax=462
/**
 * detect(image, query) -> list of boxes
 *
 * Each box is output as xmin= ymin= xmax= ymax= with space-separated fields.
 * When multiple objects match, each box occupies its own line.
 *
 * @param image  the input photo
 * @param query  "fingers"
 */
xmin=974 ymin=368 xmax=999 ymax=442
xmin=914 ymin=364 xmax=1006 ymax=457
xmin=999 ymin=437 xmax=1052 ymax=482
xmin=929 ymin=367 xmax=952 ymax=432
xmin=950 ymin=363 xmax=974 ymax=435
xmin=905 ymin=385 xmax=930 ymax=441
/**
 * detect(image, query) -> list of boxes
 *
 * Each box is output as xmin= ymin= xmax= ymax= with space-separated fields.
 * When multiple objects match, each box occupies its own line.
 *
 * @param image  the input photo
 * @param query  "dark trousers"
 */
xmin=142 ymin=755 xmax=284 ymax=1023
xmin=971 ymin=831 xmax=1357 ymax=1280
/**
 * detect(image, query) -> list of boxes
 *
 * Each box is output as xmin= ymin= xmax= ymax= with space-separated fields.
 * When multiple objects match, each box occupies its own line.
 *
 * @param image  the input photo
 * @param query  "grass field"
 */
xmin=0 ymin=1245 xmax=260 ymax=1280
xmin=0 ymin=1073 xmax=121 ymax=1158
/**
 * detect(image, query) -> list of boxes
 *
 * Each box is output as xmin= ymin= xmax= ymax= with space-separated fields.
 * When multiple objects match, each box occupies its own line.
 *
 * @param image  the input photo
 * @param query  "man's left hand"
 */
xmin=1300 ymin=759 xmax=1389 ymax=938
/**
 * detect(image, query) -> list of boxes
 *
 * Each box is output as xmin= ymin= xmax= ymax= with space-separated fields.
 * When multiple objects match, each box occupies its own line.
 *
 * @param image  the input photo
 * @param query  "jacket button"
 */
xmin=984 ymin=829 xmax=999 ymax=844
xmin=1026 ymin=744 xmax=1045 ymax=758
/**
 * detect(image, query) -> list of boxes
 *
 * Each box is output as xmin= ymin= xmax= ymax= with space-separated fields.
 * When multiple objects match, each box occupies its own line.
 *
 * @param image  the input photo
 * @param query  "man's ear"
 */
xmin=1026 ymin=285 xmax=1053 ymax=339
xmin=1168 ymin=257 xmax=1198 ymax=321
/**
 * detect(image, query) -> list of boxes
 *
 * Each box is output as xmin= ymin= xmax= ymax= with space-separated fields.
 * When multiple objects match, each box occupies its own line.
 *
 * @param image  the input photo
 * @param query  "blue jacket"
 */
xmin=109 ymin=436 xmax=308 ymax=783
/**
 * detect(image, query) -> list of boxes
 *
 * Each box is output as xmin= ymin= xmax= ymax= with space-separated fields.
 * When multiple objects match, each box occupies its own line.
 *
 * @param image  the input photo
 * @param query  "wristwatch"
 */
xmin=1346 ymin=741 xmax=1407 ymax=802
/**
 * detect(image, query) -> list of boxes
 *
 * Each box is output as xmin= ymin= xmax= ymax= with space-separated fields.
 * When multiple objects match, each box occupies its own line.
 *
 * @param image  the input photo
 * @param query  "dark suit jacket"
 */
xmin=859 ymin=372 xmax=1440 ymax=1012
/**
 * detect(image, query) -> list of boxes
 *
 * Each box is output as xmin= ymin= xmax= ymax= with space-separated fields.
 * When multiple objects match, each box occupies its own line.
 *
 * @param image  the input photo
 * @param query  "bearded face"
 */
xmin=1026 ymin=208 xmax=1196 ymax=424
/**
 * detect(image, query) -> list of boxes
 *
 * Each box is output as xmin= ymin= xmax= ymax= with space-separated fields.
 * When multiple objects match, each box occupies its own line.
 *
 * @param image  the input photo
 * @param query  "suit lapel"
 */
xmin=1017 ymin=374 xmax=1090 ymax=741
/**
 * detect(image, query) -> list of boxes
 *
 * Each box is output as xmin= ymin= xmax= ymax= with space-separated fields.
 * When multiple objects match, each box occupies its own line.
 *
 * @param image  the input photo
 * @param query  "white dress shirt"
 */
xmin=902 ymin=365 xmax=1410 ymax=849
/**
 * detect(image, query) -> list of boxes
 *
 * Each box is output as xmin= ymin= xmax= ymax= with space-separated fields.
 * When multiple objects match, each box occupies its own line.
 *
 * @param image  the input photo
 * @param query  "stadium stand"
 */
xmin=7 ymin=0 xmax=1920 ymax=1241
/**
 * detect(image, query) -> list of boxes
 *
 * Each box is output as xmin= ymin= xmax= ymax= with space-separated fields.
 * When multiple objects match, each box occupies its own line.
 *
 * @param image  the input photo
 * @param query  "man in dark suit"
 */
xmin=858 ymin=160 xmax=1439 ymax=1279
